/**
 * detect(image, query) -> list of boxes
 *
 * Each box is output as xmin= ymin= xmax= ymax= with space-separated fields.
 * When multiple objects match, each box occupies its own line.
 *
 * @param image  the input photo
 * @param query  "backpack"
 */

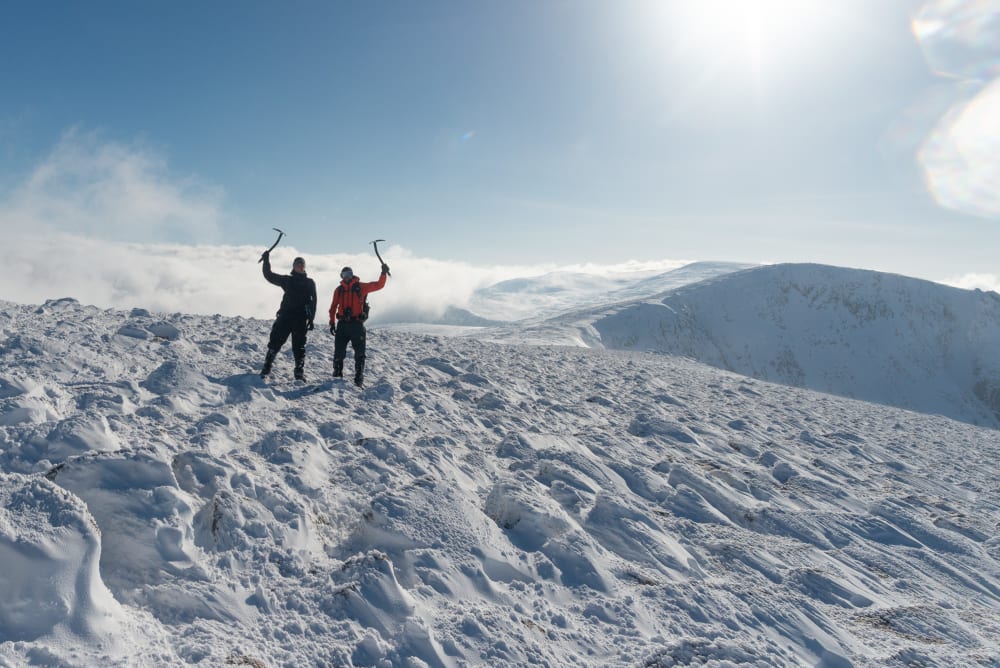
xmin=338 ymin=282 xmax=370 ymax=321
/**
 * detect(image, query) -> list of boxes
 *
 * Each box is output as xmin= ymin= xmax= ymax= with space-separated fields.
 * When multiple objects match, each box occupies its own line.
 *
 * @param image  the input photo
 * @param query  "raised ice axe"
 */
xmin=371 ymin=239 xmax=390 ymax=276
xmin=258 ymin=228 xmax=285 ymax=263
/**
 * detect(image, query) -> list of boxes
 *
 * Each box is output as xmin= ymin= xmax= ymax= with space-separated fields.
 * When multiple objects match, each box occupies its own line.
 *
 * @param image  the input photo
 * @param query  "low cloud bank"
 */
xmin=2 ymin=234 xmax=683 ymax=322
xmin=1 ymin=128 xmax=682 ymax=322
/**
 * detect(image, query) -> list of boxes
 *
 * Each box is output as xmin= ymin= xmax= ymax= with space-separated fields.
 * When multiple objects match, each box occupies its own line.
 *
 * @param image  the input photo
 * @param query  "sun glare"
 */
xmin=656 ymin=0 xmax=843 ymax=86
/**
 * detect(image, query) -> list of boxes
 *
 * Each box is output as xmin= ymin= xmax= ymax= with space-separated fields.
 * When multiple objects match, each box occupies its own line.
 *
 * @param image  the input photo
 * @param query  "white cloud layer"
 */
xmin=1 ymin=234 xmax=684 ymax=321
xmin=0 ymin=131 xmax=684 ymax=321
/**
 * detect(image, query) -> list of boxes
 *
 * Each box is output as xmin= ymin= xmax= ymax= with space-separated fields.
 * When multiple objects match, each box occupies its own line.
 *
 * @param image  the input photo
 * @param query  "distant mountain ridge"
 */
xmin=465 ymin=261 xmax=754 ymax=323
xmin=581 ymin=263 xmax=1000 ymax=427
xmin=423 ymin=305 xmax=504 ymax=327
xmin=604 ymin=261 xmax=759 ymax=302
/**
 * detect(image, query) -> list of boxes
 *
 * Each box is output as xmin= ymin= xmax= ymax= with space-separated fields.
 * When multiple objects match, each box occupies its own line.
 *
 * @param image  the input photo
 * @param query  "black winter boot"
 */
xmin=261 ymin=348 xmax=278 ymax=378
xmin=333 ymin=360 xmax=343 ymax=378
xmin=294 ymin=358 xmax=305 ymax=381
xmin=354 ymin=359 xmax=365 ymax=387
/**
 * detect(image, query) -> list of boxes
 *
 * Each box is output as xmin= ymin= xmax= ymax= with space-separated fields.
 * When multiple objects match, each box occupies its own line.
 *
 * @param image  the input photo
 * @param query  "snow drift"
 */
xmin=0 ymin=474 xmax=124 ymax=643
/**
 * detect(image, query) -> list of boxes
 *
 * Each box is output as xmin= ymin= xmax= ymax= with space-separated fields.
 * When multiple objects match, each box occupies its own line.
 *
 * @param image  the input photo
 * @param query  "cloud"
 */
xmin=0 ymin=235 xmax=685 ymax=321
xmin=2 ymin=128 xmax=224 ymax=243
xmin=0 ymin=129 xmax=687 ymax=321
xmin=941 ymin=272 xmax=1000 ymax=293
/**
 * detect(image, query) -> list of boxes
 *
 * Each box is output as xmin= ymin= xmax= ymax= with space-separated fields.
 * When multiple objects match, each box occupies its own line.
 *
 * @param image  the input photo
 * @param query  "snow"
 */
xmin=1 ymin=262 xmax=999 ymax=667
xmin=532 ymin=263 xmax=1000 ymax=428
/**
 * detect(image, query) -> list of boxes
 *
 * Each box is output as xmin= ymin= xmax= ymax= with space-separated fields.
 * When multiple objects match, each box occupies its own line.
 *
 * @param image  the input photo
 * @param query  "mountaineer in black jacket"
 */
xmin=260 ymin=252 xmax=317 ymax=381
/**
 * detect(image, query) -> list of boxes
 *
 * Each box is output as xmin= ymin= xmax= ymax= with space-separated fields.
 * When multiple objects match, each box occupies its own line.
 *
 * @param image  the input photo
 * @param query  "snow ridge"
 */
xmin=466 ymin=262 xmax=753 ymax=323
xmin=1 ymin=293 xmax=999 ymax=667
xmin=583 ymin=263 xmax=1000 ymax=428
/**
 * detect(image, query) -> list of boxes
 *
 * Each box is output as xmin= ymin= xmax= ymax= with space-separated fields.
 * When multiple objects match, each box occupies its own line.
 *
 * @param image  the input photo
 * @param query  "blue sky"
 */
xmin=2 ymin=0 xmax=999 ymax=304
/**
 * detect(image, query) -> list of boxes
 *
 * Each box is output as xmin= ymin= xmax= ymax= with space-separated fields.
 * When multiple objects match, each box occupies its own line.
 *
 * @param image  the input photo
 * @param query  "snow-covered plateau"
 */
xmin=1 ymin=262 xmax=998 ymax=667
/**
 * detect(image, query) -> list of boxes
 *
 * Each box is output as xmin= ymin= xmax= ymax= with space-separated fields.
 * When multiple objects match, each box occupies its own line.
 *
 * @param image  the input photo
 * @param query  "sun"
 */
xmin=654 ymin=0 xmax=843 ymax=85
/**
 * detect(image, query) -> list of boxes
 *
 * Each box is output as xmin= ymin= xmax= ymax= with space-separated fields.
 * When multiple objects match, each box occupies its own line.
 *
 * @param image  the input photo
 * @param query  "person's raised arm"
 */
xmin=261 ymin=251 xmax=283 ymax=286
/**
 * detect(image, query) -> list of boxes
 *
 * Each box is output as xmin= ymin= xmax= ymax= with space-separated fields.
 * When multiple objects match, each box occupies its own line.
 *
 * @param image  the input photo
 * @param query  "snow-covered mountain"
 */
xmin=420 ymin=306 xmax=504 ymax=328
xmin=1 ymin=278 xmax=999 ymax=666
xmin=464 ymin=262 xmax=753 ymax=323
xmin=604 ymin=261 xmax=760 ymax=302
xmin=535 ymin=263 xmax=1000 ymax=429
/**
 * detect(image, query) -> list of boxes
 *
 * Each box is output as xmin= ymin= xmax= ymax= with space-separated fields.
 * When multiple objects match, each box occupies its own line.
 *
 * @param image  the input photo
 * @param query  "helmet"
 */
xmin=293 ymin=257 xmax=306 ymax=268
xmin=340 ymin=266 xmax=354 ymax=280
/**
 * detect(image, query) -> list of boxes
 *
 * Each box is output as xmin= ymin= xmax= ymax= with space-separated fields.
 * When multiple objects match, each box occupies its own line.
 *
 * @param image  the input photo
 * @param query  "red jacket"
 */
xmin=328 ymin=273 xmax=387 ymax=323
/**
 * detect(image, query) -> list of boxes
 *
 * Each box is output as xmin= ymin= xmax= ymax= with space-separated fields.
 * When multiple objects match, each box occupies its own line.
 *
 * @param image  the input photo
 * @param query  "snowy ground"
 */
xmin=1 ymin=293 xmax=999 ymax=667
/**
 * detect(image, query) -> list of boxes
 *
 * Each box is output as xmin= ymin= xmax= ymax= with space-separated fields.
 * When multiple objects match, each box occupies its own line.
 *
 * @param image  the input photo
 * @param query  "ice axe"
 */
xmin=258 ymin=228 xmax=285 ymax=263
xmin=371 ymin=239 xmax=390 ymax=276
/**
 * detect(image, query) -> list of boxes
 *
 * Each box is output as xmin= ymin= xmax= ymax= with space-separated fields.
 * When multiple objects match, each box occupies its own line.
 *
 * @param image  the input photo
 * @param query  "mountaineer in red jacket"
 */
xmin=328 ymin=263 xmax=389 ymax=386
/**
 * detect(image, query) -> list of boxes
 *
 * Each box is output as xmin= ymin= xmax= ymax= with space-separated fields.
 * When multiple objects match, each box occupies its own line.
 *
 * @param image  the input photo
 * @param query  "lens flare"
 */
xmin=919 ymin=80 xmax=1000 ymax=218
xmin=913 ymin=0 xmax=1000 ymax=80
xmin=913 ymin=0 xmax=1000 ymax=218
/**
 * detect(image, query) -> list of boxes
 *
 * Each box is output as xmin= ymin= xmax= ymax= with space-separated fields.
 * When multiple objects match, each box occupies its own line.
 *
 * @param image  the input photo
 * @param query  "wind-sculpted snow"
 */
xmin=1 ymin=296 xmax=999 ymax=666
xmin=0 ymin=474 xmax=122 ymax=642
xmin=583 ymin=263 xmax=1000 ymax=428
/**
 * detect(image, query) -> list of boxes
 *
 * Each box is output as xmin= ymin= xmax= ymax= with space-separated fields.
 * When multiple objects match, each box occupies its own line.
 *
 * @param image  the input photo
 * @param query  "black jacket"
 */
xmin=263 ymin=256 xmax=317 ymax=322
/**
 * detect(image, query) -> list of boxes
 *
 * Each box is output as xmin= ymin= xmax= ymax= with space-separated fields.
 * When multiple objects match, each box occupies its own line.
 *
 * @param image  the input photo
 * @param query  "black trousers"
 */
xmin=268 ymin=313 xmax=307 ymax=362
xmin=334 ymin=319 xmax=366 ymax=376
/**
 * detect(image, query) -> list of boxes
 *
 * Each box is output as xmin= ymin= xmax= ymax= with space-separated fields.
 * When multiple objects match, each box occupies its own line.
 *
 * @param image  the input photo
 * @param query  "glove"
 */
xmin=306 ymin=320 xmax=314 ymax=331
xmin=329 ymin=322 xmax=336 ymax=335
xmin=381 ymin=263 xmax=390 ymax=275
